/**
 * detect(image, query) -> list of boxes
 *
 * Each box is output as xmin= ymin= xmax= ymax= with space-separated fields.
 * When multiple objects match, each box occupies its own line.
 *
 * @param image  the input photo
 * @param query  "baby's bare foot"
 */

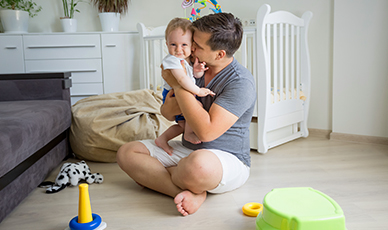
xmin=155 ymin=138 xmax=173 ymax=155
xmin=174 ymin=190 xmax=207 ymax=216
xmin=184 ymin=132 xmax=201 ymax=144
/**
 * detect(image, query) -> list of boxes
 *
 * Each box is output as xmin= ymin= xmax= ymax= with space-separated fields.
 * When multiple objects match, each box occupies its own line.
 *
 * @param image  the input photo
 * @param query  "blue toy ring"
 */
xmin=69 ymin=213 xmax=102 ymax=230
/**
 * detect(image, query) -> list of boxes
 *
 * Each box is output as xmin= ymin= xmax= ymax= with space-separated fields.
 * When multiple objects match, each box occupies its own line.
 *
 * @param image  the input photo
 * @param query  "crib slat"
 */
xmin=150 ymin=41 xmax=156 ymax=91
xmin=279 ymin=23 xmax=284 ymax=102
xmin=252 ymin=32 xmax=257 ymax=83
xmin=266 ymin=24 xmax=271 ymax=102
xmin=273 ymin=23 xmax=278 ymax=103
xmin=296 ymin=26 xmax=300 ymax=99
xmin=241 ymin=33 xmax=247 ymax=67
xmin=248 ymin=36 xmax=254 ymax=74
xmin=285 ymin=24 xmax=290 ymax=100
xmin=145 ymin=41 xmax=150 ymax=90
xmin=157 ymin=39 xmax=164 ymax=91
xmin=153 ymin=42 xmax=157 ymax=91
xmin=291 ymin=25 xmax=295 ymax=99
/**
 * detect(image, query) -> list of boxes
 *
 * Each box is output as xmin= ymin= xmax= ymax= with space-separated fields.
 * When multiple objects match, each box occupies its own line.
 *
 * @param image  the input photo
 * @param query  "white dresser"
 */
xmin=0 ymin=32 xmax=140 ymax=104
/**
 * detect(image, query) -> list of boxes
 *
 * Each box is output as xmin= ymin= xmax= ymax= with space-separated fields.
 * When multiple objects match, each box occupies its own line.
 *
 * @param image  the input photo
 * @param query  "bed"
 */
xmin=137 ymin=4 xmax=313 ymax=154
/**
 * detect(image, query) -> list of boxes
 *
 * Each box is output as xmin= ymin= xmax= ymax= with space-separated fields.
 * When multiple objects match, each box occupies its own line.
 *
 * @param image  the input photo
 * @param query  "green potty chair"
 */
xmin=256 ymin=187 xmax=346 ymax=230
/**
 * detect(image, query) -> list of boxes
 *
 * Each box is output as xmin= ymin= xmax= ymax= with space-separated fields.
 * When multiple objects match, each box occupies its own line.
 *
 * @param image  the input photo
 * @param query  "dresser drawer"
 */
xmin=0 ymin=36 xmax=25 ymax=73
xmin=70 ymin=83 xmax=104 ymax=105
xmin=23 ymin=34 xmax=101 ymax=59
xmin=70 ymin=83 xmax=104 ymax=97
xmin=25 ymin=59 xmax=102 ymax=83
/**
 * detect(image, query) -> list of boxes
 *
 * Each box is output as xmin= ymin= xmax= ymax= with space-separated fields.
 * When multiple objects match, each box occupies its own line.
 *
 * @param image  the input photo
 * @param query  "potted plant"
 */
xmin=0 ymin=0 xmax=42 ymax=33
xmin=60 ymin=0 xmax=82 ymax=32
xmin=90 ymin=0 xmax=130 ymax=32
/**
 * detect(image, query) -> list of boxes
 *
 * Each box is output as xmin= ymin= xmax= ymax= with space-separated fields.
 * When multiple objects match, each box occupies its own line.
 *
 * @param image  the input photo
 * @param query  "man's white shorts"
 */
xmin=139 ymin=139 xmax=250 ymax=194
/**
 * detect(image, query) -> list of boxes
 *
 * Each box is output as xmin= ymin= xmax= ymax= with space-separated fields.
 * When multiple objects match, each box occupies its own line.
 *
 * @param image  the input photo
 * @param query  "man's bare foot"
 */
xmin=174 ymin=190 xmax=207 ymax=216
xmin=184 ymin=132 xmax=201 ymax=144
xmin=155 ymin=138 xmax=173 ymax=155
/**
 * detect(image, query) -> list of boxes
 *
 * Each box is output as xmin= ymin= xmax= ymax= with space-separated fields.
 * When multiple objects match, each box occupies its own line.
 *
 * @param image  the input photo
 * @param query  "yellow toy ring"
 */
xmin=242 ymin=202 xmax=263 ymax=217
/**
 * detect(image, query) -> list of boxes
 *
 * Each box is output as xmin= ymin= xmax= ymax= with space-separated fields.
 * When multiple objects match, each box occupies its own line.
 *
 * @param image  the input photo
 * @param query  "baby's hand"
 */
xmin=193 ymin=57 xmax=208 ymax=74
xmin=197 ymin=88 xmax=215 ymax=97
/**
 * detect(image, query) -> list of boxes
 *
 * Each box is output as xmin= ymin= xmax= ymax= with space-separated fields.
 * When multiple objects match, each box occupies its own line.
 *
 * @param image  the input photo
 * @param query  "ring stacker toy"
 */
xmin=65 ymin=184 xmax=107 ymax=230
xmin=255 ymin=187 xmax=346 ymax=230
xmin=242 ymin=202 xmax=263 ymax=217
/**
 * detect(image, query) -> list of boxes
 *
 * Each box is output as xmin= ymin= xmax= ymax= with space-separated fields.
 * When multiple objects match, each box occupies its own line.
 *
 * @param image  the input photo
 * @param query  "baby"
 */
xmin=155 ymin=17 xmax=214 ymax=155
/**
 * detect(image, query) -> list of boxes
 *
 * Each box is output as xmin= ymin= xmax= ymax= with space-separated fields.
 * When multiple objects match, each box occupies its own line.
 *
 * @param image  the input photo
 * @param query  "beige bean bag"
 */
xmin=70 ymin=89 xmax=173 ymax=162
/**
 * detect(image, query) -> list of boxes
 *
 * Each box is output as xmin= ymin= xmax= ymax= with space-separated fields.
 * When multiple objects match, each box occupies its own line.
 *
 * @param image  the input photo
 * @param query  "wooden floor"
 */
xmin=1 ymin=134 xmax=387 ymax=230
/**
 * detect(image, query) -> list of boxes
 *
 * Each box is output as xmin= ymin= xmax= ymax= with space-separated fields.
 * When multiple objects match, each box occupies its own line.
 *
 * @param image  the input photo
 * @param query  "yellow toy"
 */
xmin=65 ymin=184 xmax=107 ymax=230
xmin=242 ymin=202 xmax=263 ymax=217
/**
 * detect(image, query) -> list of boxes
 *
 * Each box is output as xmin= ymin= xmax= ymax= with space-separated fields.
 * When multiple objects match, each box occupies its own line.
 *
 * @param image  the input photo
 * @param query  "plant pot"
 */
xmin=99 ymin=12 xmax=120 ymax=32
xmin=0 ymin=10 xmax=29 ymax=33
xmin=60 ymin=18 xmax=77 ymax=33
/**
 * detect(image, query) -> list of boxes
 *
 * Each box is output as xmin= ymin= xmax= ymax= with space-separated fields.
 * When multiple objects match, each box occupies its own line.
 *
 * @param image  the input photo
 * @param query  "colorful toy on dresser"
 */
xmin=181 ymin=0 xmax=222 ymax=21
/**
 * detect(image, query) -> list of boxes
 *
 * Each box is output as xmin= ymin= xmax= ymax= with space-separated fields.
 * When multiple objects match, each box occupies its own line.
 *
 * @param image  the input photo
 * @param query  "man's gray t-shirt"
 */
xmin=182 ymin=58 xmax=256 ymax=167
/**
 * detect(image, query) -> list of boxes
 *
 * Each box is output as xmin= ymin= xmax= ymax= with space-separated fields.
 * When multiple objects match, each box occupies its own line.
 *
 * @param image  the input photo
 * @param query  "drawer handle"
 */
xmin=28 ymin=69 xmax=98 ymax=73
xmin=105 ymin=44 xmax=116 ymax=47
xmin=27 ymin=44 xmax=96 ymax=49
xmin=71 ymin=94 xmax=99 ymax=96
xmin=5 ymin=46 xmax=17 ymax=49
xmin=69 ymin=69 xmax=98 ymax=73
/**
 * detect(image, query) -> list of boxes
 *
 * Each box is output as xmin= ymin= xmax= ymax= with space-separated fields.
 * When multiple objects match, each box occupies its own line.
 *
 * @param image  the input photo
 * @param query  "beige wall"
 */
xmin=4 ymin=0 xmax=386 ymax=138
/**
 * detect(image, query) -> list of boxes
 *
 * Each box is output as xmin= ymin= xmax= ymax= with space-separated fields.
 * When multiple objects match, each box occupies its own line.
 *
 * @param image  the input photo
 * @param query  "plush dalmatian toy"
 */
xmin=42 ymin=160 xmax=103 ymax=193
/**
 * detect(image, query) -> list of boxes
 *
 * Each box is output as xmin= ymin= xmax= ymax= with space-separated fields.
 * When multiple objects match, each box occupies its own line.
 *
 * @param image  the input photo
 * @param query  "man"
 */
xmin=117 ymin=13 xmax=256 ymax=216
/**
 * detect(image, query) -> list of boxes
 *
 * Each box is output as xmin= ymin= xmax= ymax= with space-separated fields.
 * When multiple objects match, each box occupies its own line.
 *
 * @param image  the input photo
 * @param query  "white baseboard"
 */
xmin=329 ymin=132 xmax=388 ymax=145
xmin=308 ymin=128 xmax=331 ymax=139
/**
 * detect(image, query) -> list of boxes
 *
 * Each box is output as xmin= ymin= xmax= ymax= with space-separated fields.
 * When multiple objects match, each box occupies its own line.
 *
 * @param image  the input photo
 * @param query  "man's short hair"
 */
xmin=192 ymin=13 xmax=243 ymax=57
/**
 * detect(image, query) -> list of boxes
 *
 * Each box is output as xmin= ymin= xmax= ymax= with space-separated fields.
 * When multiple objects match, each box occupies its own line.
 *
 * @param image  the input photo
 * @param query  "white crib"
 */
xmin=137 ymin=23 xmax=167 ymax=91
xmin=137 ymin=4 xmax=313 ymax=154
xmin=252 ymin=4 xmax=313 ymax=153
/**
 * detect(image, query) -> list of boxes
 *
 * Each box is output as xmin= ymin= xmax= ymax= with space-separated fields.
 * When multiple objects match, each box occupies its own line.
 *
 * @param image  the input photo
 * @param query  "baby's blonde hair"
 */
xmin=165 ymin=18 xmax=193 ymax=41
